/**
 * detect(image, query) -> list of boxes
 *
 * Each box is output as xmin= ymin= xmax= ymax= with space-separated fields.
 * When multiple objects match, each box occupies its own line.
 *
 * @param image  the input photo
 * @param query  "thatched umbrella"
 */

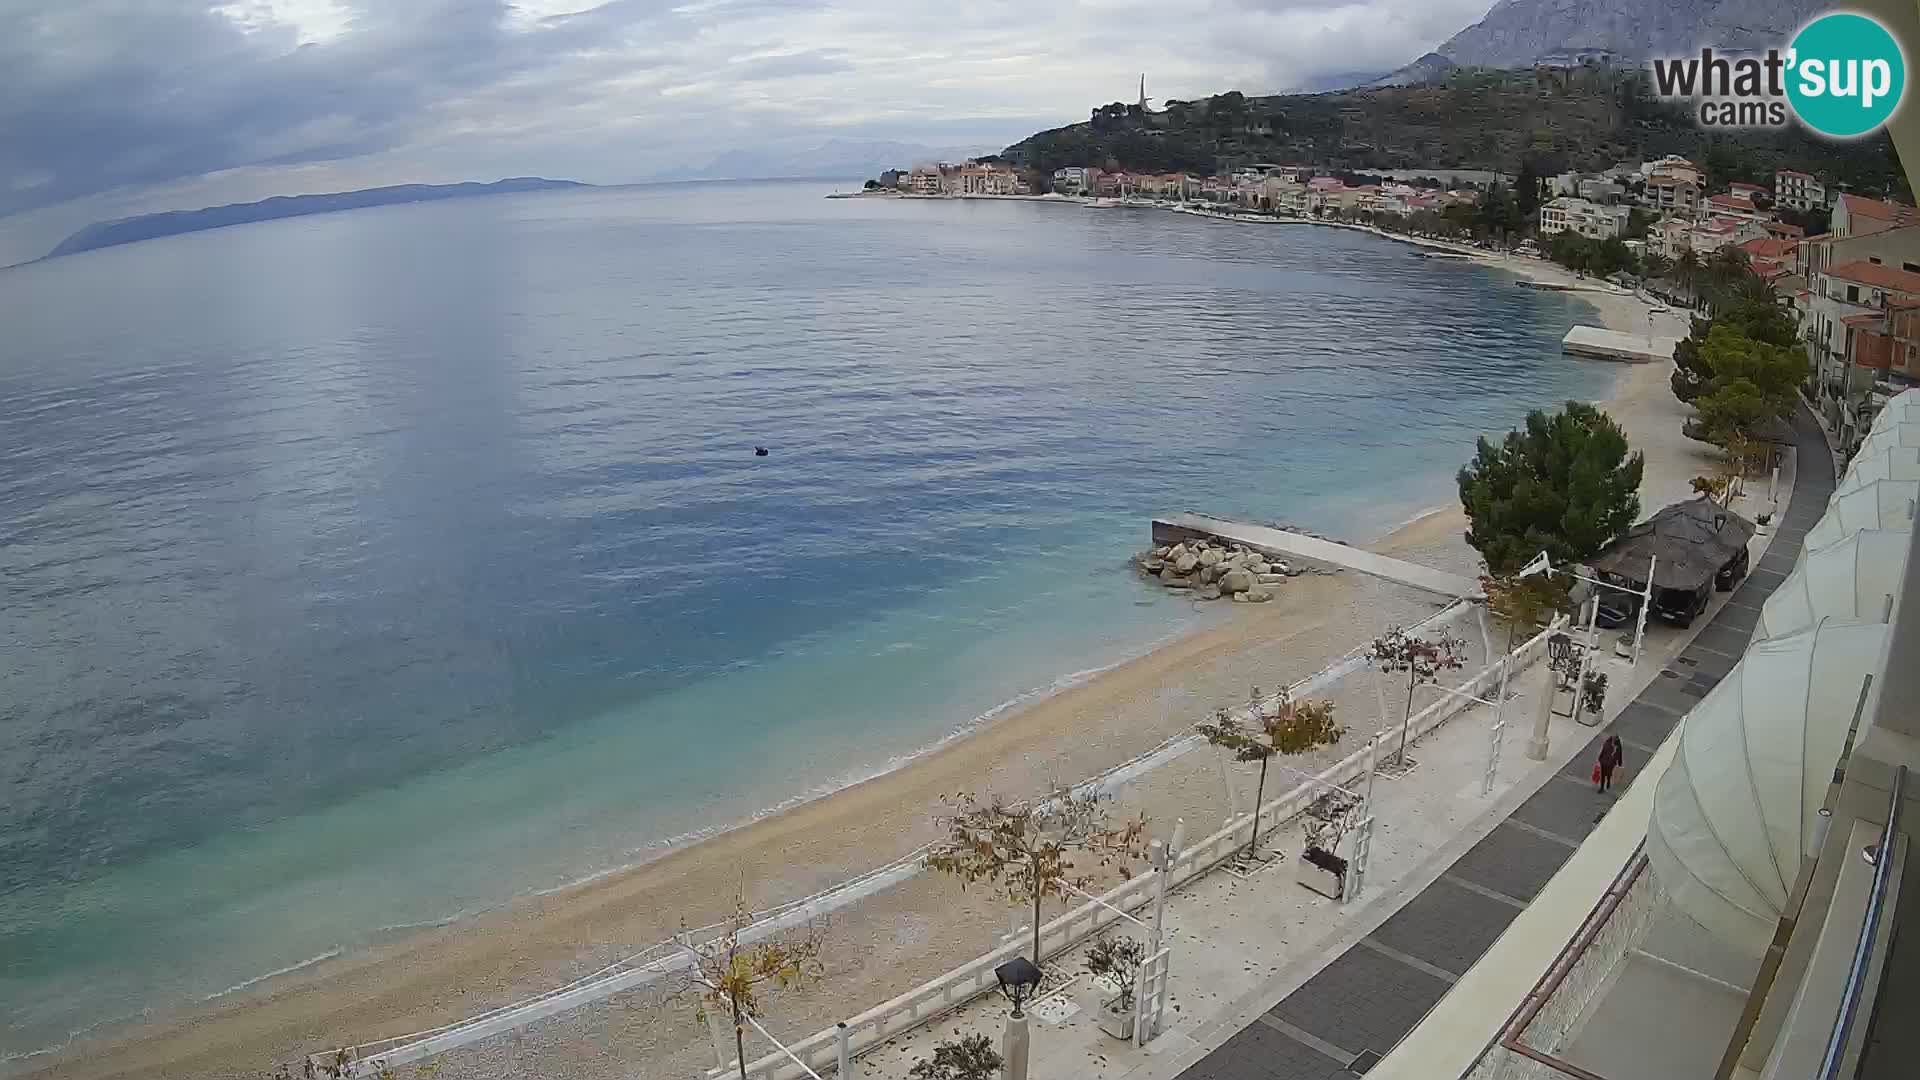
xmin=1591 ymin=496 xmax=1756 ymax=593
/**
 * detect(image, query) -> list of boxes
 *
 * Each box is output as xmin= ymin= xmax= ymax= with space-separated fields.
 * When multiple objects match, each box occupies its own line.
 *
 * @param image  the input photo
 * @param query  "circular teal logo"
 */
xmin=1787 ymin=13 xmax=1906 ymax=138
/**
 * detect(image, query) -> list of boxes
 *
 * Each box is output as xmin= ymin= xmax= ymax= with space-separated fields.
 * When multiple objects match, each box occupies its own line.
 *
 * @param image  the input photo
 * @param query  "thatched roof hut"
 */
xmin=1590 ymin=496 xmax=1755 ymax=592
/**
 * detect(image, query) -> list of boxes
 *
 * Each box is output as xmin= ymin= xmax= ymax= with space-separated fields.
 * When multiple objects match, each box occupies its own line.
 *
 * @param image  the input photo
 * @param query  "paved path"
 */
xmin=1173 ymin=404 xmax=1836 ymax=1079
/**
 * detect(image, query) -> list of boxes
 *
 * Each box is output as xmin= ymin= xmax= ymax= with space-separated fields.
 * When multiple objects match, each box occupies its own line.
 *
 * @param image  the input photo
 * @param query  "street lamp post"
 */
xmin=994 ymin=958 xmax=1043 ymax=1080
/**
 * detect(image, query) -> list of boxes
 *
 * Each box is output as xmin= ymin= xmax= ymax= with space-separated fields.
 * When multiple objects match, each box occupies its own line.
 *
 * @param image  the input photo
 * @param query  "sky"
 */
xmin=0 ymin=0 xmax=1494 ymax=256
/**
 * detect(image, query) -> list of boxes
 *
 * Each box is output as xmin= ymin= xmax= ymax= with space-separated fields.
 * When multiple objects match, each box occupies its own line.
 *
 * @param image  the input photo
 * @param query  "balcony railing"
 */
xmin=1818 ymin=764 xmax=1907 ymax=1080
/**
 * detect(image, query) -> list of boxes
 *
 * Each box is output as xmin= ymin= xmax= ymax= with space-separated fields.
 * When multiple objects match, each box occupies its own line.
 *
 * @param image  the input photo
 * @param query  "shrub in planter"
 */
xmin=1582 ymin=671 xmax=1609 ymax=716
xmin=1083 ymin=933 xmax=1149 ymax=1039
xmin=909 ymin=1034 xmax=1002 ymax=1080
xmin=1303 ymin=846 xmax=1348 ymax=877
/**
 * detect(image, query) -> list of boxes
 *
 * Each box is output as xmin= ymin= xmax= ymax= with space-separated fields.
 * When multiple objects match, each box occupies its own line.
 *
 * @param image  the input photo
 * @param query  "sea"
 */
xmin=0 ymin=180 xmax=1615 ymax=1060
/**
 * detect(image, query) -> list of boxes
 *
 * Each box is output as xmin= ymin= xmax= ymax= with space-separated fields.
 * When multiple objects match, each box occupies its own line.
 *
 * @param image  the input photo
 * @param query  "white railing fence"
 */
xmin=722 ymin=619 xmax=1564 ymax=1080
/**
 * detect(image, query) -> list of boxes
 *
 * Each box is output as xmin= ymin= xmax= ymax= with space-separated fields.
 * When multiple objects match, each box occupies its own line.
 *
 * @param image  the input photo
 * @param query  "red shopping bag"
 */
xmin=1592 ymin=763 xmax=1602 ymax=783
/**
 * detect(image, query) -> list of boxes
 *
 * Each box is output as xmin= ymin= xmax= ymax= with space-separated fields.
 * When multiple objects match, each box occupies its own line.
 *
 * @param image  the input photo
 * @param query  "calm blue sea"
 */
xmin=0 ymin=181 xmax=1613 ymax=1056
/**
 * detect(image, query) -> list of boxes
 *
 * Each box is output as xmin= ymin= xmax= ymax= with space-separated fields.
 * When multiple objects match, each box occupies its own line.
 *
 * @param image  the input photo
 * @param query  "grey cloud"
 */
xmin=726 ymin=49 xmax=855 ymax=81
xmin=0 ymin=0 xmax=1482 ymax=222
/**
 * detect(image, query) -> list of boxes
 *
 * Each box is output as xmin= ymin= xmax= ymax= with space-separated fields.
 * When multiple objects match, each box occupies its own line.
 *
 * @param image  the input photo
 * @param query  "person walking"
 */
xmin=1597 ymin=735 xmax=1624 ymax=793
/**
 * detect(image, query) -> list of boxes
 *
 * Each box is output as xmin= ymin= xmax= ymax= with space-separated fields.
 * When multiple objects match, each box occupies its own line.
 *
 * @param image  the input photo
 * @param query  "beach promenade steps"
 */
xmin=1167 ymin=402 xmax=1835 ymax=1080
xmin=1152 ymin=513 xmax=1482 ymax=599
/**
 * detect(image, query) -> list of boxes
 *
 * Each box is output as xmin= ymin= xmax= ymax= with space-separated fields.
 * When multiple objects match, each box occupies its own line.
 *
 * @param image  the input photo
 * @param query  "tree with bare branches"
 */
xmin=1369 ymin=627 xmax=1469 ymax=768
xmin=925 ymin=787 xmax=1149 ymax=969
xmin=1196 ymin=685 xmax=1342 ymax=859
xmin=676 ymin=897 xmax=825 ymax=1080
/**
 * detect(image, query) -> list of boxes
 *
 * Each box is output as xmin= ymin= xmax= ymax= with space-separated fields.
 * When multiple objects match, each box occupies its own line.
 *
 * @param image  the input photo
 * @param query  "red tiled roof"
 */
xmin=1841 ymin=193 xmax=1917 ymax=222
xmin=1705 ymin=193 xmax=1757 ymax=211
xmin=1827 ymin=259 xmax=1920 ymax=293
xmin=1768 ymin=222 xmax=1807 ymax=238
xmin=1739 ymin=237 xmax=1798 ymax=258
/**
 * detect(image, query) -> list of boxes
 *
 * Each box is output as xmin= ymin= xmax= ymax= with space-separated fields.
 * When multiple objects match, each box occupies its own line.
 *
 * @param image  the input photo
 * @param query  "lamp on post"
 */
xmin=995 ymin=957 xmax=1042 ymax=1080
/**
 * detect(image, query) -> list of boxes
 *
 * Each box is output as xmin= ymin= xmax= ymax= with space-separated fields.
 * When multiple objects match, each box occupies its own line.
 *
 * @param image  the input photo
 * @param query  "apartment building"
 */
xmin=1775 ymin=168 xmax=1827 ymax=210
xmin=1539 ymin=196 xmax=1629 ymax=239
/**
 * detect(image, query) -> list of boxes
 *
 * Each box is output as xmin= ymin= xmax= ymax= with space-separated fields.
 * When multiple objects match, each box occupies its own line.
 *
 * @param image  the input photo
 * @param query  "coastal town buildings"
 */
xmin=1832 ymin=191 xmax=1920 ymax=238
xmin=1775 ymin=168 xmax=1826 ymax=210
xmin=1538 ymin=196 xmax=1629 ymax=239
xmin=950 ymin=161 xmax=1028 ymax=196
xmin=1701 ymin=192 xmax=1766 ymax=224
xmin=1050 ymin=166 xmax=1095 ymax=194
xmin=1644 ymin=174 xmax=1701 ymax=217
xmin=1645 ymin=154 xmax=1705 ymax=186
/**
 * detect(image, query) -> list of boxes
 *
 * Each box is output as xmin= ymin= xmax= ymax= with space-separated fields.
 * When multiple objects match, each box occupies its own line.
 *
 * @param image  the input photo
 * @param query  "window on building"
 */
xmin=1850 ymin=285 xmax=1861 ymax=302
xmin=1871 ymin=257 xmax=1884 ymax=264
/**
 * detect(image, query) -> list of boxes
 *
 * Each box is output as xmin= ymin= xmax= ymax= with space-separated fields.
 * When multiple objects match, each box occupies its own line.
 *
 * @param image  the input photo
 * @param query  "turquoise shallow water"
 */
xmin=0 ymin=181 xmax=1614 ymax=1056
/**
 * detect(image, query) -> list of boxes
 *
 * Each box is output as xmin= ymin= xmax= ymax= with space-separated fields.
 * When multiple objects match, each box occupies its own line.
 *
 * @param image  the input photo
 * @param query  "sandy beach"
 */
xmin=21 ymin=230 xmax=1709 ymax=1080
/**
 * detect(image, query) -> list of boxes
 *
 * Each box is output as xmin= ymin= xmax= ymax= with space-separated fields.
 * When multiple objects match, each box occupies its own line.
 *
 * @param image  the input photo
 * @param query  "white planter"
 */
xmin=1098 ymin=1000 xmax=1136 ymax=1040
xmin=1298 ymin=846 xmax=1347 ymax=900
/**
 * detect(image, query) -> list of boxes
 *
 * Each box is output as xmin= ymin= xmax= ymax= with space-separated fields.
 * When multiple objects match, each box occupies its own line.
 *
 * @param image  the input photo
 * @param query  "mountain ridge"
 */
xmin=45 ymin=178 xmax=587 ymax=260
xmin=1373 ymin=0 xmax=1825 ymax=84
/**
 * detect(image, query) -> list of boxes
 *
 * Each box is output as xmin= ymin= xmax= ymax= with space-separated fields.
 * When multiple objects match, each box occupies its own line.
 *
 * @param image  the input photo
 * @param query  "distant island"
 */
xmin=45 ymin=177 xmax=589 ymax=260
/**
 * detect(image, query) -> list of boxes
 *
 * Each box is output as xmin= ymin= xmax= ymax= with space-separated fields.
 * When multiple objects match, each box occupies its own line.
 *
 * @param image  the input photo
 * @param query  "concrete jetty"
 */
xmin=1562 ymin=325 xmax=1680 ymax=364
xmin=1152 ymin=512 xmax=1482 ymax=599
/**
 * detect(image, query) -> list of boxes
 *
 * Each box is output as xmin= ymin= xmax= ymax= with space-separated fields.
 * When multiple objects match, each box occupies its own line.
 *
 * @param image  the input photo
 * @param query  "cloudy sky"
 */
xmin=1 ymin=0 xmax=1490 ymax=252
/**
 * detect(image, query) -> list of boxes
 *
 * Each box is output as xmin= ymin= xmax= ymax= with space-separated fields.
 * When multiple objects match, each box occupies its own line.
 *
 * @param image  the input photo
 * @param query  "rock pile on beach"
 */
xmin=1135 ymin=539 xmax=1299 ymax=602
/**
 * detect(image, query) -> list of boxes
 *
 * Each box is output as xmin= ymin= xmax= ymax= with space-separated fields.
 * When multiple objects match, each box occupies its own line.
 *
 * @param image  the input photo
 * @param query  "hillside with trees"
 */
xmin=1001 ymin=68 xmax=1908 ymax=199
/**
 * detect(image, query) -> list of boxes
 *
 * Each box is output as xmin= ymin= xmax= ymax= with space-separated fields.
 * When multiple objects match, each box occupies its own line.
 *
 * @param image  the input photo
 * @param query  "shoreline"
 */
xmin=21 ymin=224 xmax=1688 ymax=1080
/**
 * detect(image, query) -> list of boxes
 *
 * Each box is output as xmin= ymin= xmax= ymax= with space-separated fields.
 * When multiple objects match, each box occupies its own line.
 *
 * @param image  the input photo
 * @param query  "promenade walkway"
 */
xmin=1162 ymin=403 xmax=1835 ymax=1080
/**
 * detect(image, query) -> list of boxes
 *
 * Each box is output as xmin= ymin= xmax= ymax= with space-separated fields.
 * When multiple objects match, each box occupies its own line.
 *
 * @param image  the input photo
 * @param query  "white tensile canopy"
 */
xmin=1647 ymin=619 xmax=1890 ymax=956
xmin=1872 ymin=389 xmax=1920 ymax=430
xmin=1853 ymin=420 xmax=1920 ymax=461
xmin=1805 ymin=479 xmax=1918 ymax=549
xmin=1757 ymin=530 xmax=1908 ymax=640
xmin=1837 ymin=445 xmax=1920 ymax=496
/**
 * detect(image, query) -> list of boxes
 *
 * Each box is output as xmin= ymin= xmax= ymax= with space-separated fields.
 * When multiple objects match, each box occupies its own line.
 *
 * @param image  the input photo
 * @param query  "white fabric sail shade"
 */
xmin=1757 ymin=530 xmax=1908 ymax=640
xmin=1837 ymin=445 xmax=1920 ymax=496
xmin=1852 ymin=421 xmax=1920 ymax=461
xmin=1804 ymin=479 xmax=1918 ymax=549
xmin=1872 ymin=389 xmax=1920 ymax=431
xmin=1648 ymin=619 xmax=1890 ymax=955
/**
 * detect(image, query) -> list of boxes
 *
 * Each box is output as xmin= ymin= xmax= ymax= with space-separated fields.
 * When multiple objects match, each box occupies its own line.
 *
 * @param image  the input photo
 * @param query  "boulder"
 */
xmin=1141 ymin=558 xmax=1164 ymax=573
xmin=1198 ymin=548 xmax=1222 ymax=568
xmin=1154 ymin=546 xmax=1171 ymax=558
xmin=1256 ymin=573 xmax=1287 ymax=586
xmin=1231 ymin=592 xmax=1249 ymax=603
xmin=1199 ymin=565 xmax=1221 ymax=584
xmin=1168 ymin=543 xmax=1189 ymax=562
xmin=1249 ymin=560 xmax=1270 ymax=575
xmin=1174 ymin=552 xmax=1199 ymax=574
xmin=1162 ymin=574 xmax=1195 ymax=589
xmin=1220 ymin=568 xmax=1254 ymax=594
xmin=1245 ymin=588 xmax=1274 ymax=603
xmin=1197 ymin=584 xmax=1222 ymax=601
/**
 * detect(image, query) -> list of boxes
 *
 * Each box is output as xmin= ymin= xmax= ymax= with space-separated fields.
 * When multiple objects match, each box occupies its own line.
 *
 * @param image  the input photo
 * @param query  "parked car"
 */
xmin=1715 ymin=547 xmax=1750 ymax=591
xmin=1651 ymin=581 xmax=1712 ymax=628
xmin=1594 ymin=596 xmax=1636 ymax=629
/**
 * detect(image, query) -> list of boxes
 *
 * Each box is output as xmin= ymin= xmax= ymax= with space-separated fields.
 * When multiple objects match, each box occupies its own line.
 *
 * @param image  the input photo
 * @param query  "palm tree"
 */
xmin=1675 ymin=249 xmax=1701 ymax=290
